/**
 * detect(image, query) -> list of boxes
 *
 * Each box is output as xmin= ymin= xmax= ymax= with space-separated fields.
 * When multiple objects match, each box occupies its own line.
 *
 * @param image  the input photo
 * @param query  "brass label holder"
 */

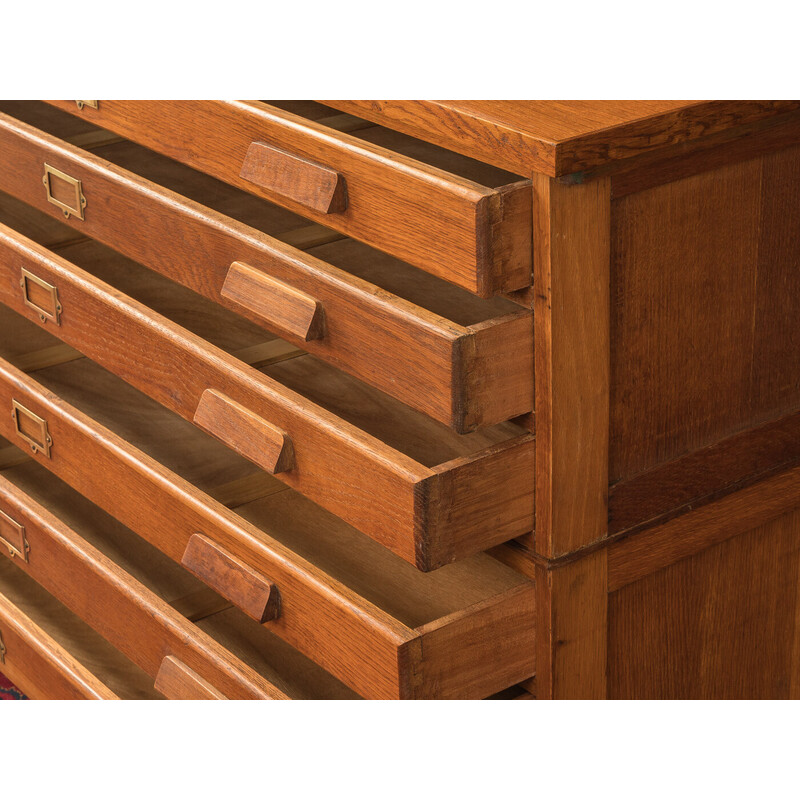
xmin=42 ymin=163 xmax=87 ymax=220
xmin=0 ymin=508 xmax=29 ymax=562
xmin=12 ymin=400 xmax=53 ymax=458
xmin=75 ymin=101 xmax=98 ymax=111
xmin=20 ymin=268 xmax=62 ymax=325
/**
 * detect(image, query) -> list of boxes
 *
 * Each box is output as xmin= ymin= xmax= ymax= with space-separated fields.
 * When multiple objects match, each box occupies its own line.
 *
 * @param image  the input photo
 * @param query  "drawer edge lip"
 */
xmin=239 ymin=100 xmax=511 ymax=200
xmin=0 ymin=224 xmax=536 ymax=567
xmin=0 ymin=358 xmax=536 ymax=699
xmin=0 ymin=111 xmax=532 ymax=429
xmin=0 ymin=473 xmax=287 ymax=699
xmin=409 ymin=582 xmax=537 ymax=700
xmin=0 ymin=589 xmax=119 ymax=699
xmin=0 ymin=356 xmax=424 ymax=697
xmin=42 ymin=100 xmax=531 ymax=296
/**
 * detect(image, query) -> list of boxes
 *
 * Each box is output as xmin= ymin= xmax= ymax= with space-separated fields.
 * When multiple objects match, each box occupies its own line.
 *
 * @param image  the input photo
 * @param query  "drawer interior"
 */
xmin=0 ymin=557 xmax=159 ymax=699
xmin=0 ymin=101 xmax=521 ymax=327
xmin=0 ymin=198 xmax=526 ymax=469
xmin=0 ymin=454 xmax=358 ymax=699
xmin=60 ymin=238 xmax=520 ymax=467
xmin=0 ymin=306 xmax=528 ymax=631
xmin=264 ymin=100 xmax=526 ymax=190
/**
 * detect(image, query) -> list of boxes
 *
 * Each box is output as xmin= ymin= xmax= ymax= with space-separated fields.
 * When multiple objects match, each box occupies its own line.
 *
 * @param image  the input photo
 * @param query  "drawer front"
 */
xmin=0 ymin=475 xmax=286 ymax=699
xmin=0 ymin=224 xmax=534 ymax=570
xmin=46 ymin=100 xmax=532 ymax=297
xmin=0 ymin=591 xmax=118 ymax=699
xmin=0 ymin=111 xmax=533 ymax=432
xmin=0 ymin=357 xmax=535 ymax=698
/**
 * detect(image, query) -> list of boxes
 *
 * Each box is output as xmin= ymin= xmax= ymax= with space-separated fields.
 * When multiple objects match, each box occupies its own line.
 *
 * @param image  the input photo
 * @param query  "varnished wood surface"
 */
xmin=0 ymin=466 xmax=292 ymax=698
xmin=0 ymin=458 xmax=357 ymax=699
xmin=609 ymin=458 xmax=800 ymax=591
xmin=0 ymin=586 xmax=120 ymax=699
xmin=0 ymin=560 xmax=157 ymax=699
xmin=0 ymin=107 xmax=534 ymax=431
xmin=0 ymin=224 xmax=534 ymax=569
xmin=182 ymin=534 xmax=280 ymax=624
xmin=609 ymin=409 xmax=800 ymax=536
xmin=45 ymin=100 xmax=533 ymax=296
xmin=321 ymin=100 xmax=800 ymax=176
xmin=0 ymin=319 xmax=534 ymax=698
xmin=239 ymin=140 xmax=348 ymax=214
xmin=533 ymin=175 xmax=610 ymax=557
xmin=535 ymin=551 xmax=608 ymax=699
xmin=610 ymin=145 xmax=800 ymax=486
xmin=154 ymin=656 xmax=229 ymax=700
xmin=609 ymin=507 xmax=800 ymax=699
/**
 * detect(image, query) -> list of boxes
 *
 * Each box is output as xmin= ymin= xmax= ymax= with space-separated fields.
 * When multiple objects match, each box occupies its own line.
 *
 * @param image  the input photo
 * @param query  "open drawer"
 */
xmin=0 ymin=457 xmax=357 ymax=699
xmin=0 ymin=209 xmax=533 ymax=570
xmin=43 ymin=100 xmax=532 ymax=297
xmin=0 ymin=312 xmax=535 ymax=698
xmin=0 ymin=104 xmax=533 ymax=431
xmin=0 ymin=563 xmax=146 ymax=699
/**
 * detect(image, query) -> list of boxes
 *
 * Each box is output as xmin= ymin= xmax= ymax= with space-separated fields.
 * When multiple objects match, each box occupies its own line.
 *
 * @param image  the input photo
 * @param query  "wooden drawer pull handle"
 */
xmin=181 ymin=534 xmax=280 ymax=623
xmin=193 ymin=389 xmax=294 ymax=474
xmin=222 ymin=261 xmax=325 ymax=342
xmin=154 ymin=655 xmax=228 ymax=700
xmin=239 ymin=141 xmax=347 ymax=214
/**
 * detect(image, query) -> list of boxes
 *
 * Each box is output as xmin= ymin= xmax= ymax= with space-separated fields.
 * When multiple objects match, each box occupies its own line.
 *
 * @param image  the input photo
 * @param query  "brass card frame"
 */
xmin=20 ymin=268 xmax=62 ymax=325
xmin=42 ymin=163 xmax=87 ymax=220
xmin=12 ymin=400 xmax=53 ymax=458
xmin=0 ymin=508 xmax=29 ymax=562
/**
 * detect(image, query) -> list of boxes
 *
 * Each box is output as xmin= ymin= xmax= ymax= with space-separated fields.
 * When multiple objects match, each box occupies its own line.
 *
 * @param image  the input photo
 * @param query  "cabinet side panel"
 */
xmin=610 ymin=144 xmax=800 ymax=486
xmin=608 ymin=506 xmax=800 ymax=699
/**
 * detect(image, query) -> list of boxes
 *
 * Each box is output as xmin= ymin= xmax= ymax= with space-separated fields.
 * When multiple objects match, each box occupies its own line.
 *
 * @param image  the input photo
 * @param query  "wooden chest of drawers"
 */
xmin=0 ymin=99 xmax=798 ymax=699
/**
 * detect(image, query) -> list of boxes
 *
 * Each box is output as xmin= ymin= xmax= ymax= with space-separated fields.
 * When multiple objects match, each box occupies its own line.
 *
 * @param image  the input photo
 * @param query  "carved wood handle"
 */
xmin=239 ymin=141 xmax=347 ymax=214
xmin=181 ymin=534 xmax=280 ymax=624
xmin=222 ymin=261 xmax=325 ymax=342
xmin=193 ymin=389 xmax=294 ymax=474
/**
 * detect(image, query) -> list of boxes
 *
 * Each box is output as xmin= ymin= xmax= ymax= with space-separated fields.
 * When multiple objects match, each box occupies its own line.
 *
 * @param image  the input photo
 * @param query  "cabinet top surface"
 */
xmin=319 ymin=100 xmax=800 ymax=176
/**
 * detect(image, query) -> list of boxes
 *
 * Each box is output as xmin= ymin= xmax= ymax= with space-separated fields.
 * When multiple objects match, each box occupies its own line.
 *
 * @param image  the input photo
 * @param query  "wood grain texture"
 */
xmin=0 ymin=589 xmax=118 ymax=699
xmin=609 ymin=410 xmax=800 ymax=536
xmin=0 ymin=556 xmax=159 ymax=699
xmin=223 ymin=261 xmax=325 ymax=342
xmin=154 ymin=656 xmax=230 ymax=700
xmin=609 ymin=507 xmax=800 ymax=699
xmin=533 ymin=174 xmax=610 ymax=557
xmin=321 ymin=100 xmax=800 ymax=176
xmin=0 ymin=353 xmax=411 ymax=696
xmin=608 ymin=109 xmax=800 ymax=197
xmin=0 ymin=111 xmax=533 ymax=430
xmin=535 ymin=550 xmax=608 ymax=699
xmin=411 ymin=583 xmax=535 ymax=699
xmin=0 ymin=224 xmax=533 ymax=568
xmin=0 ymin=474 xmax=284 ymax=698
xmin=0 ymin=347 xmax=533 ymax=699
xmin=193 ymin=389 xmax=295 ymax=475
xmin=0 ymin=458 xmax=357 ymax=699
xmin=609 ymin=460 xmax=800 ymax=591
xmin=45 ymin=100 xmax=532 ymax=296
xmin=610 ymin=145 xmax=800 ymax=485
xmin=240 ymin=141 xmax=347 ymax=213
xmin=182 ymin=534 xmax=280 ymax=624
